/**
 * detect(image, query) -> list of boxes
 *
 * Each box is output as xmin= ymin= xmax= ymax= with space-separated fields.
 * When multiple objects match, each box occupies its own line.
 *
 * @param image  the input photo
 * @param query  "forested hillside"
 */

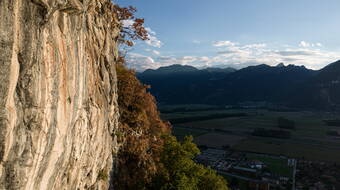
xmin=138 ymin=61 xmax=340 ymax=111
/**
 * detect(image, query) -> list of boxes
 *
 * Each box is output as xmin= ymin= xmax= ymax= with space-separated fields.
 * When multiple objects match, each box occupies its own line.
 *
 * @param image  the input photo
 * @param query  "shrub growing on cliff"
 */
xmin=151 ymin=136 xmax=229 ymax=190
xmin=97 ymin=169 xmax=109 ymax=181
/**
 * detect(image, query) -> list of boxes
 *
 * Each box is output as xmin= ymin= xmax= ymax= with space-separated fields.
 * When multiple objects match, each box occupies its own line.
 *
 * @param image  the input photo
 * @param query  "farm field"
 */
xmin=162 ymin=105 xmax=340 ymax=163
xmin=172 ymin=127 xmax=208 ymax=141
xmin=194 ymin=133 xmax=245 ymax=148
xmin=246 ymin=153 xmax=294 ymax=177
xmin=234 ymin=138 xmax=340 ymax=163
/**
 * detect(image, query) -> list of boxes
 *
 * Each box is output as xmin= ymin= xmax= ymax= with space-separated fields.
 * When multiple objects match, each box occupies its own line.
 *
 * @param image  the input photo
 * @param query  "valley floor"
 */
xmin=162 ymin=105 xmax=340 ymax=163
xmin=162 ymin=105 xmax=340 ymax=190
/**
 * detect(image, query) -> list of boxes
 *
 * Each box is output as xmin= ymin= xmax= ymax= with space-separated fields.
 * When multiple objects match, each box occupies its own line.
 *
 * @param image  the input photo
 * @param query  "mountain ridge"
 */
xmin=141 ymin=64 xmax=237 ymax=75
xmin=138 ymin=61 xmax=340 ymax=110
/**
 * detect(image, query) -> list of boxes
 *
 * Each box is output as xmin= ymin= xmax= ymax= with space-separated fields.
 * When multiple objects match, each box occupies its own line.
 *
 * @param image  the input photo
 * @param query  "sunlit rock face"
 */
xmin=0 ymin=0 xmax=120 ymax=189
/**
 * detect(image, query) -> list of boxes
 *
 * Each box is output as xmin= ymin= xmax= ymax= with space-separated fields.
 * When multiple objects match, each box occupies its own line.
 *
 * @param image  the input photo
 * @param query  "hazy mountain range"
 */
xmin=138 ymin=60 xmax=340 ymax=110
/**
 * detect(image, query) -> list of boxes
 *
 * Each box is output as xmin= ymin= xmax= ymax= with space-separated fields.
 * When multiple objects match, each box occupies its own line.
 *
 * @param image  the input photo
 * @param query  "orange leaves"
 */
xmin=132 ymin=18 xmax=149 ymax=41
xmin=125 ymin=40 xmax=134 ymax=47
xmin=113 ymin=5 xmax=136 ymax=21
xmin=113 ymin=63 xmax=170 ymax=190
xmin=113 ymin=5 xmax=149 ymax=47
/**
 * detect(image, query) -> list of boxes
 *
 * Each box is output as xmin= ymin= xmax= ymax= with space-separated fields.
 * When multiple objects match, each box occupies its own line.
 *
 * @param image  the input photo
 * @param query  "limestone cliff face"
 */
xmin=0 ymin=0 xmax=120 ymax=189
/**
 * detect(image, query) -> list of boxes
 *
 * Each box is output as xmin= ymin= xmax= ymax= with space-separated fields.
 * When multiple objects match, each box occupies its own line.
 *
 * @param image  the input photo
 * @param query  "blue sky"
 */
xmin=114 ymin=0 xmax=340 ymax=71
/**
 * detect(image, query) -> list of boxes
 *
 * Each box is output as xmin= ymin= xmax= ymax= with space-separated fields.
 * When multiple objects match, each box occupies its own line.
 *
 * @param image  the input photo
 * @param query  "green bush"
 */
xmin=151 ymin=136 xmax=229 ymax=190
xmin=98 ymin=169 xmax=108 ymax=181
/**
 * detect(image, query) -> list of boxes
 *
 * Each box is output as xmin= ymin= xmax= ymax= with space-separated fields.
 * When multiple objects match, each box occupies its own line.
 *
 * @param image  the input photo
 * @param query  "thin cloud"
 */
xmin=217 ymin=50 xmax=238 ymax=55
xmin=152 ymin=50 xmax=160 ymax=55
xmin=299 ymin=41 xmax=323 ymax=48
xmin=126 ymin=41 xmax=340 ymax=71
xmin=275 ymin=50 xmax=315 ymax=56
xmin=121 ymin=19 xmax=134 ymax=28
xmin=243 ymin=43 xmax=267 ymax=49
xmin=145 ymin=49 xmax=161 ymax=55
xmin=145 ymin=27 xmax=162 ymax=48
xmin=213 ymin=41 xmax=237 ymax=47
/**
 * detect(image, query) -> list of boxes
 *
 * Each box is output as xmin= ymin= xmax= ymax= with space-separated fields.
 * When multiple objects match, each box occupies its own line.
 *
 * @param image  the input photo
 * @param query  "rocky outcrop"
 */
xmin=0 ymin=0 xmax=120 ymax=189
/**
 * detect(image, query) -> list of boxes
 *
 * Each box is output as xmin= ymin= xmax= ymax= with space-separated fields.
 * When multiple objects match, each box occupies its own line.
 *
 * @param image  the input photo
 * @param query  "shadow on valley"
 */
xmin=136 ymin=61 xmax=340 ymax=189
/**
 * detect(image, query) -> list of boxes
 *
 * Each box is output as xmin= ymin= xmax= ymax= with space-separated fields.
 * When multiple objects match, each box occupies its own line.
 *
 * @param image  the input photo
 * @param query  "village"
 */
xmin=195 ymin=147 xmax=340 ymax=190
xmin=295 ymin=160 xmax=340 ymax=190
xmin=195 ymin=148 xmax=296 ymax=190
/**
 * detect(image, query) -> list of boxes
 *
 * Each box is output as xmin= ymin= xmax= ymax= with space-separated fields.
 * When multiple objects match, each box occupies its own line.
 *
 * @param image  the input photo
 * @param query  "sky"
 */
xmin=114 ymin=0 xmax=340 ymax=71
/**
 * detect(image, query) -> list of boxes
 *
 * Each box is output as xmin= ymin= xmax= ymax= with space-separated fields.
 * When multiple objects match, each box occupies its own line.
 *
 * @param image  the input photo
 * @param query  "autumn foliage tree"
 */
xmin=112 ymin=5 xmax=166 ymax=189
xmin=113 ymin=5 xmax=149 ymax=46
xmin=113 ymin=58 xmax=170 ymax=190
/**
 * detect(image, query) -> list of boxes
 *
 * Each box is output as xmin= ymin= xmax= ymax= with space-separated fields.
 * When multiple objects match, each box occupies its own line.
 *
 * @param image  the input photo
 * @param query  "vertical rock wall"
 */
xmin=0 ymin=0 xmax=120 ymax=189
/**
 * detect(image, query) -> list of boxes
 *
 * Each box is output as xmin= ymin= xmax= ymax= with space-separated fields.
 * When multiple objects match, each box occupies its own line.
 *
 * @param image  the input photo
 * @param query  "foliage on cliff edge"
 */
xmin=151 ymin=135 xmax=229 ymax=190
xmin=112 ymin=4 xmax=228 ymax=190
xmin=114 ymin=58 xmax=170 ymax=189
xmin=113 ymin=58 xmax=228 ymax=190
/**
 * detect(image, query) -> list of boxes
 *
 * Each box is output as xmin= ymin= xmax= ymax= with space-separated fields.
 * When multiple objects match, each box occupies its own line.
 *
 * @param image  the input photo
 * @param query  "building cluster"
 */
xmin=296 ymin=160 xmax=340 ymax=190
xmin=195 ymin=149 xmax=294 ymax=190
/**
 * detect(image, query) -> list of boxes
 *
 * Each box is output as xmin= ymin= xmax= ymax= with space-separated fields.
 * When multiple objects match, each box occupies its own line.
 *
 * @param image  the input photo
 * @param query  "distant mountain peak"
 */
xmin=158 ymin=64 xmax=198 ymax=72
xmin=324 ymin=60 xmax=340 ymax=69
xmin=276 ymin=63 xmax=285 ymax=67
xmin=142 ymin=64 xmax=198 ymax=75
xmin=315 ymin=60 xmax=340 ymax=82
